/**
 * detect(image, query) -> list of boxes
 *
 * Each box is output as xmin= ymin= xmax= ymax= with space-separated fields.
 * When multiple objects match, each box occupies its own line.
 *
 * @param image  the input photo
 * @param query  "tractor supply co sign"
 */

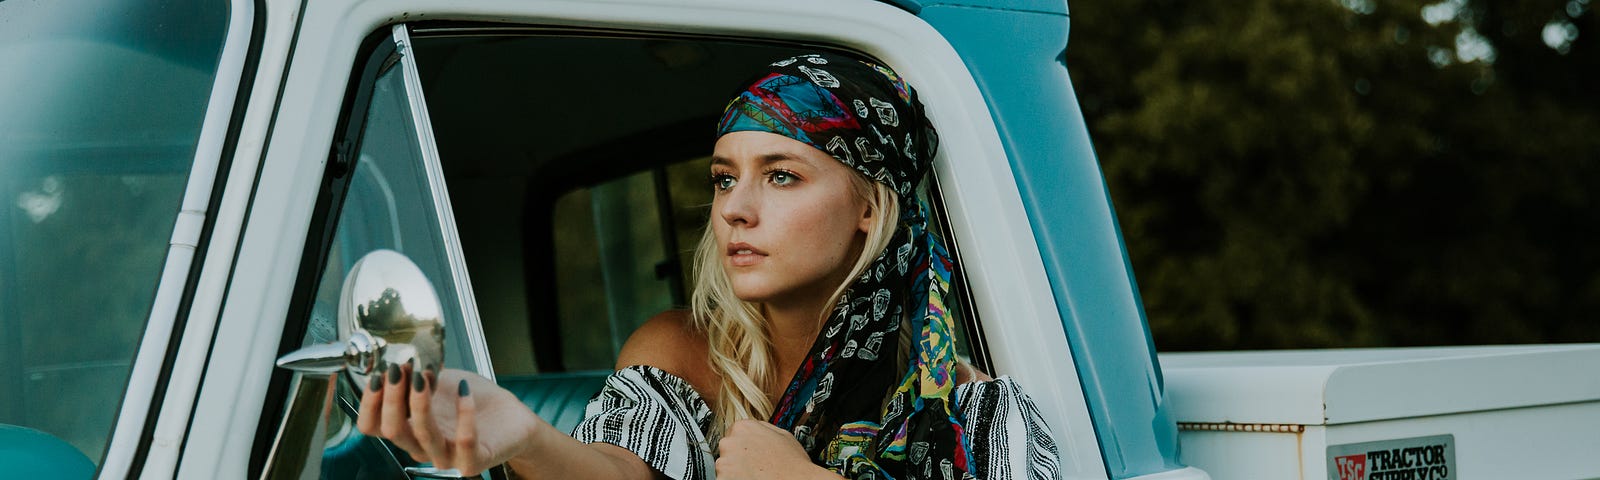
xmin=1327 ymin=434 xmax=1456 ymax=480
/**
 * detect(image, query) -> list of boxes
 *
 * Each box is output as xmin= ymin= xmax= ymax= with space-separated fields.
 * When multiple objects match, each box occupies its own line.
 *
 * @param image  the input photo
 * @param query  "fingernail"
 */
xmin=412 ymin=371 xmax=425 ymax=392
xmin=387 ymin=363 xmax=401 ymax=385
xmin=458 ymin=379 xmax=470 ymax=397
xmin=425 ymin=363 xmax=435 ymax=374
xmin=368 ymin=371 xmax=383 ymax=392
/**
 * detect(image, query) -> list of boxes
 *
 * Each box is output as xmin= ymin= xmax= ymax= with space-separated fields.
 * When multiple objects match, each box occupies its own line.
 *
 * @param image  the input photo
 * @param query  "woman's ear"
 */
xmin=858 ymin=203 xmax=874 ymax=233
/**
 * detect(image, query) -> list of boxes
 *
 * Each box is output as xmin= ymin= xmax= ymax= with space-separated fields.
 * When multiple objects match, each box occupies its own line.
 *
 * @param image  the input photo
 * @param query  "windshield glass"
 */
xmin=0 ymin=0 xmax=229 ymax=467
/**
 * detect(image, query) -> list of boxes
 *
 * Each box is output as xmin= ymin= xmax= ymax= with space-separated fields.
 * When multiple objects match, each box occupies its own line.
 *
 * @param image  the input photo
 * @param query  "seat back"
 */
xmin=497 ymin=370 xmax=611 ymax=434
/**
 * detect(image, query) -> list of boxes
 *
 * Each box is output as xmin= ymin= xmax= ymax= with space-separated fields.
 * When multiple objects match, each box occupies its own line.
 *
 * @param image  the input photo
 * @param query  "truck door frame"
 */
xmin=178 ymin=0 xmax=1105 ymax=478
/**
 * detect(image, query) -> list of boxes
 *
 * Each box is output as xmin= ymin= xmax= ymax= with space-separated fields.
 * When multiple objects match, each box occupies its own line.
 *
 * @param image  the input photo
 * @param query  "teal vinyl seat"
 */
xmin=0 ymin=424 xmax=94 ymax=478
xmin=497 ymin=370 xmax=612 ymax=434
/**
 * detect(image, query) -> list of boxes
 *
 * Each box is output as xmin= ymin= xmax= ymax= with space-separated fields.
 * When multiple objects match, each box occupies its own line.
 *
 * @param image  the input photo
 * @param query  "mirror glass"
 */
xmin=339 ymin=249 xmax=447 ymax=382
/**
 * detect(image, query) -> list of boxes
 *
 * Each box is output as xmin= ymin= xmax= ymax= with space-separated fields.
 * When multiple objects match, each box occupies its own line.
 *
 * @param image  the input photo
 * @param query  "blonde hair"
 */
xmin=689 ymin=172 xmax=900 ymax=441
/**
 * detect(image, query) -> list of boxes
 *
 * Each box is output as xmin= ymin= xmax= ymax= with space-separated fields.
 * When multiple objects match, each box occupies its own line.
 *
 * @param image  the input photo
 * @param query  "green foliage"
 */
xmin=1068 ymin=0 xmax=1600 ymax=350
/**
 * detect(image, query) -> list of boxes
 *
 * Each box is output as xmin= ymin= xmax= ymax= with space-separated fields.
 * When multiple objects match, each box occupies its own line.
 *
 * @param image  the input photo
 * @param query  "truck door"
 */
xmin=914 ymin=2 xmax=1196 ymax=478
xmin=256 ymin=25 xmax=497 ymax=479
xmin=189 ymin=1 xmax=1108 ymax=478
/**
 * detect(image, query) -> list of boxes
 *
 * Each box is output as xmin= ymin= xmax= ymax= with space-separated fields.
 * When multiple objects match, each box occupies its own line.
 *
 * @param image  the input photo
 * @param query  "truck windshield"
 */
xmin=0 ymin=0 xmax=229 ymax=467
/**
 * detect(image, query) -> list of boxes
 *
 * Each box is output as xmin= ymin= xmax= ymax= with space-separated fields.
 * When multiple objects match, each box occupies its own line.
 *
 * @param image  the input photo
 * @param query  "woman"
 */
xmin=358 ymin=52 xmax=1060 ymax=480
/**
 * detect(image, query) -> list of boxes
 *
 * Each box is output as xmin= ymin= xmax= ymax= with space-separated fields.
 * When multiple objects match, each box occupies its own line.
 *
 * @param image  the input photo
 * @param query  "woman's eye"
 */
xmin=770 ymin=171 xmax=796 ymax=186
xmin=711 ymin=174 xmax=736 ymax=191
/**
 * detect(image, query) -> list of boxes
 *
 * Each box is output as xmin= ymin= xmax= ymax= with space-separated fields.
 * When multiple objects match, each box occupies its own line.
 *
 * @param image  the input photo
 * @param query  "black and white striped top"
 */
xmin=572 ymin=366 xmax=1062 ymax=480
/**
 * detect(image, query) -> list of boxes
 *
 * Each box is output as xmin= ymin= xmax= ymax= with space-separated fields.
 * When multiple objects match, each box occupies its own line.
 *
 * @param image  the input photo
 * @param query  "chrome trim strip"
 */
xmin=98 ymin=0 xmax=256 ymax=477
xmin=391 ymin=25 xmax=496 ymax=380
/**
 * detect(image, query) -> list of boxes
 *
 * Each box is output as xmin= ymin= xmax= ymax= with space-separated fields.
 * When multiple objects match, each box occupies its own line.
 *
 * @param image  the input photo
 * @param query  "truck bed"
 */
xmin=1160 ymin=344 xmax=1600 ymax=479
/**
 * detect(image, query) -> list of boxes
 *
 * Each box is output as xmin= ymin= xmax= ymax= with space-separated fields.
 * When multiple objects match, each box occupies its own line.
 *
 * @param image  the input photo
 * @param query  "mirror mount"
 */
xmin=274 ymin=330 xmax=386 ymax=376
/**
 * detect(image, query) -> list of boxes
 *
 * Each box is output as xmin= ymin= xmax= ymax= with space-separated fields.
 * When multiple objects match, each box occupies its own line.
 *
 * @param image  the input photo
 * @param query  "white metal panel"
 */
xmin=1178 ymin=429 xmax=1305 ymax=480
xmin=1323 ymin=344 xmax=1600 ymax=424
xmin=1162 ymin=344 xmax=1600 ymax=426
xmin=1164 ymin=361 xmax=1338 ymax=425
xmin=178 ymin=0 xmax=336 ymax=476
xmin=1181 ymin=402 xmax=1600 ymax=479
xmin=149 ymin=0 xmax=306 ymax=476
xmin=1323 ymin=401 xmax=1600 ymax=480
xmin=1121 ymin=467 xmax=1213 ymax=480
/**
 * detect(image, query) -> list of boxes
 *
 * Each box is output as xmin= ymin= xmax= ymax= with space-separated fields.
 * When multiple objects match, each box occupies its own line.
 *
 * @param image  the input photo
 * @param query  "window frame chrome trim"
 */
xmin=391 ymin=25 xmax=497 ymax=380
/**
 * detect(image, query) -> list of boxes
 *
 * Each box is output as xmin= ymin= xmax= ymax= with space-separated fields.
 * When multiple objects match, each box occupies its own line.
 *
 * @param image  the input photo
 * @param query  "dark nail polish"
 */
xmin=425 ymin=363 xmax=435 ymax=374
xmin=368 ymin=371 xmax=383 ymax=392
xmin=413 ymin=371 xmax=425 ymax=392
xmin=387 ymin=363 xmax=401 ymax=385
xmin=458 ymin=379 xmax=470 ymax=397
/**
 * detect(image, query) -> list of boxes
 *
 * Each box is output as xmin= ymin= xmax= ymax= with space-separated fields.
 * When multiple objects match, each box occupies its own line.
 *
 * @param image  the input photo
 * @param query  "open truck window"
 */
xmin=270 ymin=25 xmax=996 ymax=476
xmin=416 ymin=28 xmax=988 ymax=427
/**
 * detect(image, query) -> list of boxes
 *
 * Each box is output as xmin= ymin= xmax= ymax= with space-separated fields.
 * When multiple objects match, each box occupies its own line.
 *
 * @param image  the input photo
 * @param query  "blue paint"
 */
xmin=916 ymin=5 xmax=1182 ymax=478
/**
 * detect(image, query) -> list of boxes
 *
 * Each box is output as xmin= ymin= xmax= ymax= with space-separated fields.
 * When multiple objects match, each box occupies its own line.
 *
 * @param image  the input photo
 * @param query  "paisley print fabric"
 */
xmin=716 ymin=52 xmax=969 ymax=480
xmin=572 ymin=367 xmax=1062 ymax=480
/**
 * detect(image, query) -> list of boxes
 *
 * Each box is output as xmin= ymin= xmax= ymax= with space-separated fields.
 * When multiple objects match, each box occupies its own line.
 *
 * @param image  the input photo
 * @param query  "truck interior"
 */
xmin=274 ymin=26 xmax=991 ymax=476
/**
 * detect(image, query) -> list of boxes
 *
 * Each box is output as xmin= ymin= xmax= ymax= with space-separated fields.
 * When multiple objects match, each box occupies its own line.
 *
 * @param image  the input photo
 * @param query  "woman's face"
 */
xmin=710 ymin=131 xmax=872 ymax=308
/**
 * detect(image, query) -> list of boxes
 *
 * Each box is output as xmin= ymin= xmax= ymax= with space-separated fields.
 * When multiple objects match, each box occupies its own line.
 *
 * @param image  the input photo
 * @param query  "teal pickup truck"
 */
xmin=3 ymin=0 xmax=1596 ymax=479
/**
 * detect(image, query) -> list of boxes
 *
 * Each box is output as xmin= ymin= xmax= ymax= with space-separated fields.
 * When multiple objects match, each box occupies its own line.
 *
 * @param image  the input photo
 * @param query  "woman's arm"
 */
xmin=355 ymin=363 xmax=659 ymax=479
xmin=504 ymin=425 xmax=661 ymax=479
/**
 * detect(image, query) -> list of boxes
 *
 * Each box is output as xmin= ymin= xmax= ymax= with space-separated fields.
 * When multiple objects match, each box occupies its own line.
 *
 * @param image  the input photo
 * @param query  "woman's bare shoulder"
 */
xmin=615 ymin=309 xmax=717 ymax=398
xmin=956 ymin=361 xmax=993 ymax=385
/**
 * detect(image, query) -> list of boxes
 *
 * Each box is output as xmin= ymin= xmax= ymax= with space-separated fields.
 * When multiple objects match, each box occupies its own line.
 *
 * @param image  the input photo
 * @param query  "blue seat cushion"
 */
xmin=497 ymin=370 xmax=612 ymax=434
xmin=0 ymin=424 xmax=94 ymax=478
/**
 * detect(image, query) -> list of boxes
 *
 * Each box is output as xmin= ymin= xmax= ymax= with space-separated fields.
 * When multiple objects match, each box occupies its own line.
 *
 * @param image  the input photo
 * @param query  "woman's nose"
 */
xmin=718 ymin=181 xmax=759 ymax=227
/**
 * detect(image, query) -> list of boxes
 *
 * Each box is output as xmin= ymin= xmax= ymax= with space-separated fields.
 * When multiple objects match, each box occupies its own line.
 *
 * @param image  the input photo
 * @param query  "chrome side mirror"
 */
xmin=277 ymin=249 xmax=447 ymax=380
xmin=264 ymin=249 xmax=454 ymax=479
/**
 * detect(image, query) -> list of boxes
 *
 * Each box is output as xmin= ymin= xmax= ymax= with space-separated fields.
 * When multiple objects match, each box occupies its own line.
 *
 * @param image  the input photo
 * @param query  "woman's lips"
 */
xmin=727 ymin=242 xmax=767 ymax=267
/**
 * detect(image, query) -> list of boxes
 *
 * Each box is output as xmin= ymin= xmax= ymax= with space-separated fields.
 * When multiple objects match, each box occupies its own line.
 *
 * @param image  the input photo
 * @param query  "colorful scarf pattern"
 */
xmin=717 ymin=53 xmax=973 ymax=480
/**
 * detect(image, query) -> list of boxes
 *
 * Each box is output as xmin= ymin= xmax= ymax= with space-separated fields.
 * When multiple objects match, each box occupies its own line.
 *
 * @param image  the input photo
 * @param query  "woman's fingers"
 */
xmin=356 ymin=364 xmax=384 ymax=436
xmin=356 ymin=364 xmax=502 ymax=472
xmin=410 ymin=369 xmax=449 ymax=463
xmin=451 ymin=379 xmax=481 ymax=472
xmin=380 ymin=362 xmax=423 ymax=454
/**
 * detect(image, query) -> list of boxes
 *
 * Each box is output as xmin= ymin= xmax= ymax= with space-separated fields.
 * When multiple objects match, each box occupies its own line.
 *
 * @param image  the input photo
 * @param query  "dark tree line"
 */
xmin=1066 ymin=0 xmax=1600 ymax=350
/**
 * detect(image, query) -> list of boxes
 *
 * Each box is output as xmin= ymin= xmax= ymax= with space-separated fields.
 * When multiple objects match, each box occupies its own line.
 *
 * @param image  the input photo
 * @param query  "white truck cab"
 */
xmin=2 ymin=0 xmax=1595 ymax=479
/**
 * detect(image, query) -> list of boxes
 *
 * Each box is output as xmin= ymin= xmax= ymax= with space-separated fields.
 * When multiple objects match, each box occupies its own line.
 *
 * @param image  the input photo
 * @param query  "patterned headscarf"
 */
xmin=717 ymin=53 xmax=973 ymax=480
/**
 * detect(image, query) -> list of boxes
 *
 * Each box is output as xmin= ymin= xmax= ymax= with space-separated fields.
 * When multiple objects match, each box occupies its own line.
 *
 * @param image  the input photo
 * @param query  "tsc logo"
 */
xmin=1336 ymin=454 xmax=1367 ymax=480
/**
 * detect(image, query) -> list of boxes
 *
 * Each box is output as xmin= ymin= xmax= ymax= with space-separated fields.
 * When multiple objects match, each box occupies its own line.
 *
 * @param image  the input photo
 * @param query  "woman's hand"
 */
xmin=715 ymin=419 xmax=843 ymax=480
xmin=355 ymin=362 xmax=541 ymax=474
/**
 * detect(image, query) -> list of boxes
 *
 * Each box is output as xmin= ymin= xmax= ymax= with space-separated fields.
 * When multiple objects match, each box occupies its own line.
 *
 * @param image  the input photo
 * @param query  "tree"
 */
xmin=1066 ymin=0 xmax=1600 ymax=350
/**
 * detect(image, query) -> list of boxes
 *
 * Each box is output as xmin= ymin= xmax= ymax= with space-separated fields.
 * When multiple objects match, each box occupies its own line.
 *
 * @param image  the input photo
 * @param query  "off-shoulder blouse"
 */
xmin=571 ymin=366 xmax=1061 ymax=480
